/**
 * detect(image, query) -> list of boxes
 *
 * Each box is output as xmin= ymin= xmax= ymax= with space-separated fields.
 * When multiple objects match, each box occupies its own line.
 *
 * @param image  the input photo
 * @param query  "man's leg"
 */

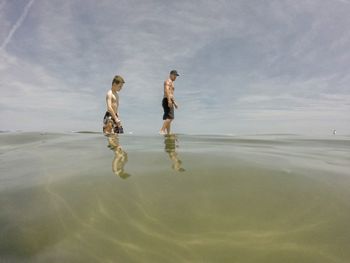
xmin=160 ymin=120 xmax=167 ymax=133
xmin=160 ymin=120 xmax=167 ymax=134
xmin=166 ymin=119 xmax=172 ymax=134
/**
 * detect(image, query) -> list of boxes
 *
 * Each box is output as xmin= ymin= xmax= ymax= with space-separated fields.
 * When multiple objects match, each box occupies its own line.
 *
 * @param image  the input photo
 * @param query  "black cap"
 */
xmin=170 ymin=70 xmax=179 ymax=76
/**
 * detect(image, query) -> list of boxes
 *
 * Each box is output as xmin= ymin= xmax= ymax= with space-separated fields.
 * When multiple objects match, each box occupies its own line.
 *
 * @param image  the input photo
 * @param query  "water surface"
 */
xmin=1 ymin=133 xmax=350 ymax=262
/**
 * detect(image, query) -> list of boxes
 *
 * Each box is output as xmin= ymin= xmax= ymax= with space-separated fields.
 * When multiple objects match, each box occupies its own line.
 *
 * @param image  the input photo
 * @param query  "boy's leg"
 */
xmin=103 ymin=120 xmax=114 ymax=135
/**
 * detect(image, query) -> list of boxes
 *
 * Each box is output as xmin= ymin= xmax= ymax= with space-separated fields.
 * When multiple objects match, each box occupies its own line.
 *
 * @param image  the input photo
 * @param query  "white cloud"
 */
xmin=0 ymin=1 xmax=6 ymax=12
xmin=0 ymin=0 xmax=35 ymax=51
xmin=0 ymin=0 xmax=350 ymax=134
xmin=0 ymin=51 xmax=100 ymax=131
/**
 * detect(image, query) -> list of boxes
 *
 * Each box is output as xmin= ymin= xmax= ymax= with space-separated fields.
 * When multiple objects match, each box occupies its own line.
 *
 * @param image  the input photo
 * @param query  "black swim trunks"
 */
xmin=162 ymin=97 xmax=174 ymax=120
xmin=103 ymin=112 xmax=124 ymax=134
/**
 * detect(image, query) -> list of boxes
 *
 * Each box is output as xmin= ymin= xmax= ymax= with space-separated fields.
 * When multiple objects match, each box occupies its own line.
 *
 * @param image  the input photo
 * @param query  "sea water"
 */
xmin=0 ymin=132 xmax=350 ymax=262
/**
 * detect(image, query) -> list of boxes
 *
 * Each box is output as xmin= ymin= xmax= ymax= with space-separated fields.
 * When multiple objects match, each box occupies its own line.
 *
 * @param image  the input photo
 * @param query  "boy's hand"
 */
xmin=113 ymin=118 xmax=121 ymax=126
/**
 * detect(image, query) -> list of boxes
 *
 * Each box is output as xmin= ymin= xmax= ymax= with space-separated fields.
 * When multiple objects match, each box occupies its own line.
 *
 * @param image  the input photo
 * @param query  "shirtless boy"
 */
xmin=160 ymin=70 xmax=179 ymax=134
xmin=103 ymin=75 xmax=125 ymax=134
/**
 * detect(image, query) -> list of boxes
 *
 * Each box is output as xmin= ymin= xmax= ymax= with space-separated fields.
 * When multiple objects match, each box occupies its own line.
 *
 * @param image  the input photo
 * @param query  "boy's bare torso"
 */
xmin=106 ymin=90 xmax=119 ymax=114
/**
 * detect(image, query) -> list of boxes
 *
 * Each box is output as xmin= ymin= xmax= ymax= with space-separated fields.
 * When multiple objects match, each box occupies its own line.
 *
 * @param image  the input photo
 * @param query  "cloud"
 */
xmin=0 ymin=1 xmax=6 ymax=12
xmin=0 ymin=0 xmax=35 ymax=51
xmin=0 ymin=0 xmax=350 ymax=134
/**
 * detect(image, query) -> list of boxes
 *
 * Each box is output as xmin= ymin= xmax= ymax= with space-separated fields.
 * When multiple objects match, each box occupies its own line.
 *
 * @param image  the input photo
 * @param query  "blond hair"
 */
xmin=112 ymin=75 xmax=125 ymax=85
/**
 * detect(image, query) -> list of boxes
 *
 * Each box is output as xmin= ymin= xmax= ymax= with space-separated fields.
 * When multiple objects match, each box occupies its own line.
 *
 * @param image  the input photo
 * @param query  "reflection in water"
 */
xmin=107 ymin=135 xmax=131 ymax=179
xmin=164 ymin=134 xmax=185 ymax=172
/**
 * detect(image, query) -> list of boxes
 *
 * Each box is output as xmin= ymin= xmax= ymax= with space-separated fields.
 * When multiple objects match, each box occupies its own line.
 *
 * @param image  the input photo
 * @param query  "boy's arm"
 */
xmin=106 ymin=92 xmax=120 ymax=123
xmin=116 ymin=95 xmax=122 ymax=125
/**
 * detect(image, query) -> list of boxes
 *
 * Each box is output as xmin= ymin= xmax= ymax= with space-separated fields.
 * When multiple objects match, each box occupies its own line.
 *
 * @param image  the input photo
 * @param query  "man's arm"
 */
xmin=106 ymin=92 xmax=120 ymax=123
xmin=164 ymin=80 xmax=174 ymax=107
xmin=165 ymin=81 xmax=179 ymax=109
xmin=173 ymin=100 xmax=178 ymax=109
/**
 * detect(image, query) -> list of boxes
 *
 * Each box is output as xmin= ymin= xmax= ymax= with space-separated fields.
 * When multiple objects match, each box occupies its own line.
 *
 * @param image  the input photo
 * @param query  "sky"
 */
xmin=0 ymin=0 xmax=349 ymax=135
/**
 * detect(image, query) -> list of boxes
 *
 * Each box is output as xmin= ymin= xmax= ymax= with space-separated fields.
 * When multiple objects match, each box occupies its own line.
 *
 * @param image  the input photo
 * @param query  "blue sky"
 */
xmin=0 ymin=0 xmax=349 ymax=135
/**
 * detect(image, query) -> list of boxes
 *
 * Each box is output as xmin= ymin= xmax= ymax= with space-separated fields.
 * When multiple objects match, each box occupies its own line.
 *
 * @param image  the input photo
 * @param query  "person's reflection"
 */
xmin=164 ymin=134 xmax=185 ymax=172
xmin=107 ymin=135 xmax=131 ymax=179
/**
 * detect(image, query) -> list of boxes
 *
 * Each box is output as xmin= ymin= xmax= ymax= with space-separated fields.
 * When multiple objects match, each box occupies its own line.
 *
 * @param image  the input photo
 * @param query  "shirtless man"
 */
xmin=164 ymin=134 xmax=185 ymax=172
xmin=103 ymin=75 xmax=125 ymax=134
xmin=160 ymin=70 xmax=179 ymax=134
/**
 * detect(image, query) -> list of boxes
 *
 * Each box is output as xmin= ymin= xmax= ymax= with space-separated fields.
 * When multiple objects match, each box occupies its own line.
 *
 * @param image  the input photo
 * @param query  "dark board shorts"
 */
xmin=162 ymin=98 xmax=174 ymax=120
xmin=103 ymin=112 xmax=124 ymax=134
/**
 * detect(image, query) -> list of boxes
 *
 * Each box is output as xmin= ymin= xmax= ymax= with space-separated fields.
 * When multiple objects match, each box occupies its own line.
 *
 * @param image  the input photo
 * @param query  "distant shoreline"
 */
xmin=1 ymin=130 xmax=350 ymax=138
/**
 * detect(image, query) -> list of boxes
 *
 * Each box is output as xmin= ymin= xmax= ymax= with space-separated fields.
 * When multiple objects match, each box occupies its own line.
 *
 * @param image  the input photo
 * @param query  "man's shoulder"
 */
xmin=165 ymin=78 xmax=173 ymax=85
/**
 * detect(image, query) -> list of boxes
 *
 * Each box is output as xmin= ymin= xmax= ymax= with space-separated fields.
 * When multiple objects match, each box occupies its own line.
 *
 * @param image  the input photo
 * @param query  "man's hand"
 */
xmin=174 ymin=102 xmax=178 ymax=109
xmin=168 ymin=100 xmax=173 ymax=108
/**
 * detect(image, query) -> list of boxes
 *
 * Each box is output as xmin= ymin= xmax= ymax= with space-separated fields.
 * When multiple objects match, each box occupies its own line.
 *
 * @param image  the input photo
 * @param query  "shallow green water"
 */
xmin=0 ymin=133 xmax=350 ymax=262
